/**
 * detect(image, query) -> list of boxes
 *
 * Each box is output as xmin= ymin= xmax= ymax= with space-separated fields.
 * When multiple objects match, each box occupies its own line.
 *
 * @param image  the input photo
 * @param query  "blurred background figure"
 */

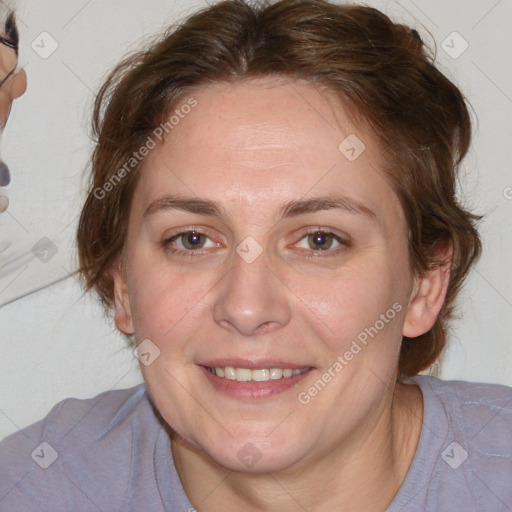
xmin=0 ymin=1 xmax=72 ymax=311
xmin=0 ymin=3 xmax=26 ymax=221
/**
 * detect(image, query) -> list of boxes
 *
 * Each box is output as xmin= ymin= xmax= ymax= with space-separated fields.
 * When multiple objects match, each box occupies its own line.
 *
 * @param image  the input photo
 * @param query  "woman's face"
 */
xmin=0 ymin=46 xmax=24 ymax=127
xmin=114 ymin=79 xmax=421 ymax=472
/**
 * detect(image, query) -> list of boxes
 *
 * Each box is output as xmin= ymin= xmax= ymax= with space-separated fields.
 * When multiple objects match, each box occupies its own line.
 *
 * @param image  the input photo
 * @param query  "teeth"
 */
xmin=224 ymin=367 xmax=236 ymax=380
xmin=252 ymin=369 xmax=270 ymax=382
xmin=270 ymin=368 xmax=283 ymax=379
xmin=235 ymin=368 xmax=252 ymax=381
xmin=210 ymin=366 xmax=308 ymax=382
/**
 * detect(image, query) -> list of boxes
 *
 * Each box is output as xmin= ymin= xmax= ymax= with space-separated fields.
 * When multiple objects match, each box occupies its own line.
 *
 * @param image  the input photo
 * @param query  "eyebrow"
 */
xmin=143 ymin=194 xmax=376 ymax=221
xmin=281 ymin=195 xmax=376 ymax=219
xmin=144 ymin=196 xmax=226 ymax=217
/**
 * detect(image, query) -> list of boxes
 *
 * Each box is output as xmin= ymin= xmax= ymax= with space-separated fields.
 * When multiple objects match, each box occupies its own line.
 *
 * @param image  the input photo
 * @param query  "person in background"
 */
xmin=0 ymin=5 xmax=27 ymax=220
xmin=0 ymin=4 xmax=50 ymax=311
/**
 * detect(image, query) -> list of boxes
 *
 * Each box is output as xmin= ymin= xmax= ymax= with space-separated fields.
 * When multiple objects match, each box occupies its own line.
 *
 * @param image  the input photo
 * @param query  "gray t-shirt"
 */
xmin=1 ymin=375 xmax=511 ymax=511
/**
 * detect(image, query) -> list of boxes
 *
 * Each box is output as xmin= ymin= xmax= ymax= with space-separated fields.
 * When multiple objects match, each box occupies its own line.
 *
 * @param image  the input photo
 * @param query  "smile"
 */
xmin=206 ymin=366 xmax=310 ymax=382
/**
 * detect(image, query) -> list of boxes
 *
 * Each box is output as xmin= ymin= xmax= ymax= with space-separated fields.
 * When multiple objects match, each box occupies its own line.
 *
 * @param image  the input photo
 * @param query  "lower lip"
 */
xmin=200 ymin=366 xmax=314 ymax=400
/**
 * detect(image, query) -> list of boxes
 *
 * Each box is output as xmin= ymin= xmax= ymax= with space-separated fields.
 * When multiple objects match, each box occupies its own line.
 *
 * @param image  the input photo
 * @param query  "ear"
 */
xmin=112 ymin=261 xmax=135 ymax=335
xmin=403 ymin=242 xmax=452 ymax=338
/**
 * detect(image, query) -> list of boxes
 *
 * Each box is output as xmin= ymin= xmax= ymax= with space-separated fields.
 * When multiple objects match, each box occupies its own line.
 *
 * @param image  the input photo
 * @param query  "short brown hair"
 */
xmin=77 ymin=0 xmax=481 ymax=378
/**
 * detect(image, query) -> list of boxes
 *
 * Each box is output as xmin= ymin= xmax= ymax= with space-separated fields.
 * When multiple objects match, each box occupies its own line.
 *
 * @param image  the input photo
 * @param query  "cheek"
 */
xmin=297 ymin=256 xmax=409 ymax=359
xmin=126 ymin=257 xmax=214 ymax=345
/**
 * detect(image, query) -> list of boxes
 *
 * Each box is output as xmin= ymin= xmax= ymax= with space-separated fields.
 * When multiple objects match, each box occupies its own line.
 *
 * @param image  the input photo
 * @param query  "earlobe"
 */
xmin=112 ymin=263 xmax=135 ymax=335
xmin=403 ymin=244 xmax=452 ymax=338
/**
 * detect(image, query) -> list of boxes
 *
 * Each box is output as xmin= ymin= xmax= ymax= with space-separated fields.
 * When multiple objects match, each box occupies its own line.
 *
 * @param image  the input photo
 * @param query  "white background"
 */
xmin=0 ymin=0 xmax=511 ymax=440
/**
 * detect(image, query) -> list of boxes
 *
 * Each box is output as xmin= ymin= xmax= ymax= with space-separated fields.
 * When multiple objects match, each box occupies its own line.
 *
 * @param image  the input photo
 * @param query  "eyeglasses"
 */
xmin=0 ymin=34 xmax=17 ymax=51
xmin=0 ymin=31 xmax=18 ymax=90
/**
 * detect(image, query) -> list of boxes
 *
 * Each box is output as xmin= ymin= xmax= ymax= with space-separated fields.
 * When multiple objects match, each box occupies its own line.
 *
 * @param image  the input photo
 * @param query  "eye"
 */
xmin=295 ymin=230 xmax=348 ymax=253
xmin=164 ymin=230 xmax=218 ymax=252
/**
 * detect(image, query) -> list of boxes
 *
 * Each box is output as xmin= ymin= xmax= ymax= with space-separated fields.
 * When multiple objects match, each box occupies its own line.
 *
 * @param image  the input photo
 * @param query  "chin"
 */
xmin=188 ymin=426 xmax=312 ymax=474
xmin=207 ymin=444 xmax=305 ymax=474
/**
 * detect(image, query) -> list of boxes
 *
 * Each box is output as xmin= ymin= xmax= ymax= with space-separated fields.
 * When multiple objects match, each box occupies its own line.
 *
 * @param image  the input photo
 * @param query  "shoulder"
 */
xmin=1 ymin=384 xmax=150 ymax=452
xmin=416 ymin=375 xmax=512 ymax=443
xmin=412 ymin=376 xmax=512 ymax=510
xmin=0 ymin=384 xmax=163 ymax=511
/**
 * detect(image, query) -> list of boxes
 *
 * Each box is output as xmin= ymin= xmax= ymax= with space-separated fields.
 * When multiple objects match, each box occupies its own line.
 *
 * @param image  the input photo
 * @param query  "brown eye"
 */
xmin=178 ymin=231 xmax=208 ymax=250
xmin=307 ymin=232 xmax=335 ymax=251
xmin=294 ymin=230 xmax=349 ymax=256
xmin=162 ymin=229 xmax=220 ymax=257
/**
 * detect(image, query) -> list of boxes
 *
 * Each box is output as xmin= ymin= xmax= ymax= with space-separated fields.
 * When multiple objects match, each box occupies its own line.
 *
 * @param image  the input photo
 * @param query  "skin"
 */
xmin=113 ymin=78 xmax=451 ymax=511
xmin=0 ymin=41 xmax=26 ymax=128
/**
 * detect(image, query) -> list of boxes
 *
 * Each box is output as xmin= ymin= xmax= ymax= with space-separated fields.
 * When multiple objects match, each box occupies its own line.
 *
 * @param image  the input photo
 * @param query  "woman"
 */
xmin=1 ymin=1 xmax=510 ymax=510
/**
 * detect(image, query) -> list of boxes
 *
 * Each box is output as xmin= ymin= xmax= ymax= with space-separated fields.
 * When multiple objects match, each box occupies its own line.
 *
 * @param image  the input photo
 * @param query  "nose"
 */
xmin=10 ymin=68 xmax=27 ymax=99
xmin=212 ymin=249 xmax=292 ymax=336
xmin=0 ymin=68 xmax=26 ymax=127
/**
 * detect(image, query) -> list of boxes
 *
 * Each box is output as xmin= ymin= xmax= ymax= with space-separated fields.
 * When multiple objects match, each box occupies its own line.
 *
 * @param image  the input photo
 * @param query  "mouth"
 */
xmin=199 ymin=361 xmax=314 ymax=400
xmin=205 ymin=365 xmax=310 ymax=382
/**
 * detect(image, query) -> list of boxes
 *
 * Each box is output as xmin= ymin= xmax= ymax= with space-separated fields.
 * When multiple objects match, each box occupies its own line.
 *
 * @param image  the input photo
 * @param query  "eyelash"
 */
xmin=161 ymin=227 xmax=350 ymax=258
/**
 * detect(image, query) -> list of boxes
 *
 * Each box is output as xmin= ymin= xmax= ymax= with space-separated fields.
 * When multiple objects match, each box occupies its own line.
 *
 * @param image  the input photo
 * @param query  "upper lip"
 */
xmin=199 ymin=359 xmax=312 ymax=370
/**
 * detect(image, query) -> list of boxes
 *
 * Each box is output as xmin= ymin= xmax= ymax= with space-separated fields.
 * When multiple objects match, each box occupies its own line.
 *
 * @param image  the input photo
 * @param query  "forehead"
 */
xmin=132 ymin=79 xmax=403 ymax=227
xmin=173 ymin=78 xmax=360 ymax=158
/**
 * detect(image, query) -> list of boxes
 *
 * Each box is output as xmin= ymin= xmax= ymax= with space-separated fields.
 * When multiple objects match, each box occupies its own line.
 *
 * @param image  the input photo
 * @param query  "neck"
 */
xmin=171 ymin=381 xmax=423 ymax=512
